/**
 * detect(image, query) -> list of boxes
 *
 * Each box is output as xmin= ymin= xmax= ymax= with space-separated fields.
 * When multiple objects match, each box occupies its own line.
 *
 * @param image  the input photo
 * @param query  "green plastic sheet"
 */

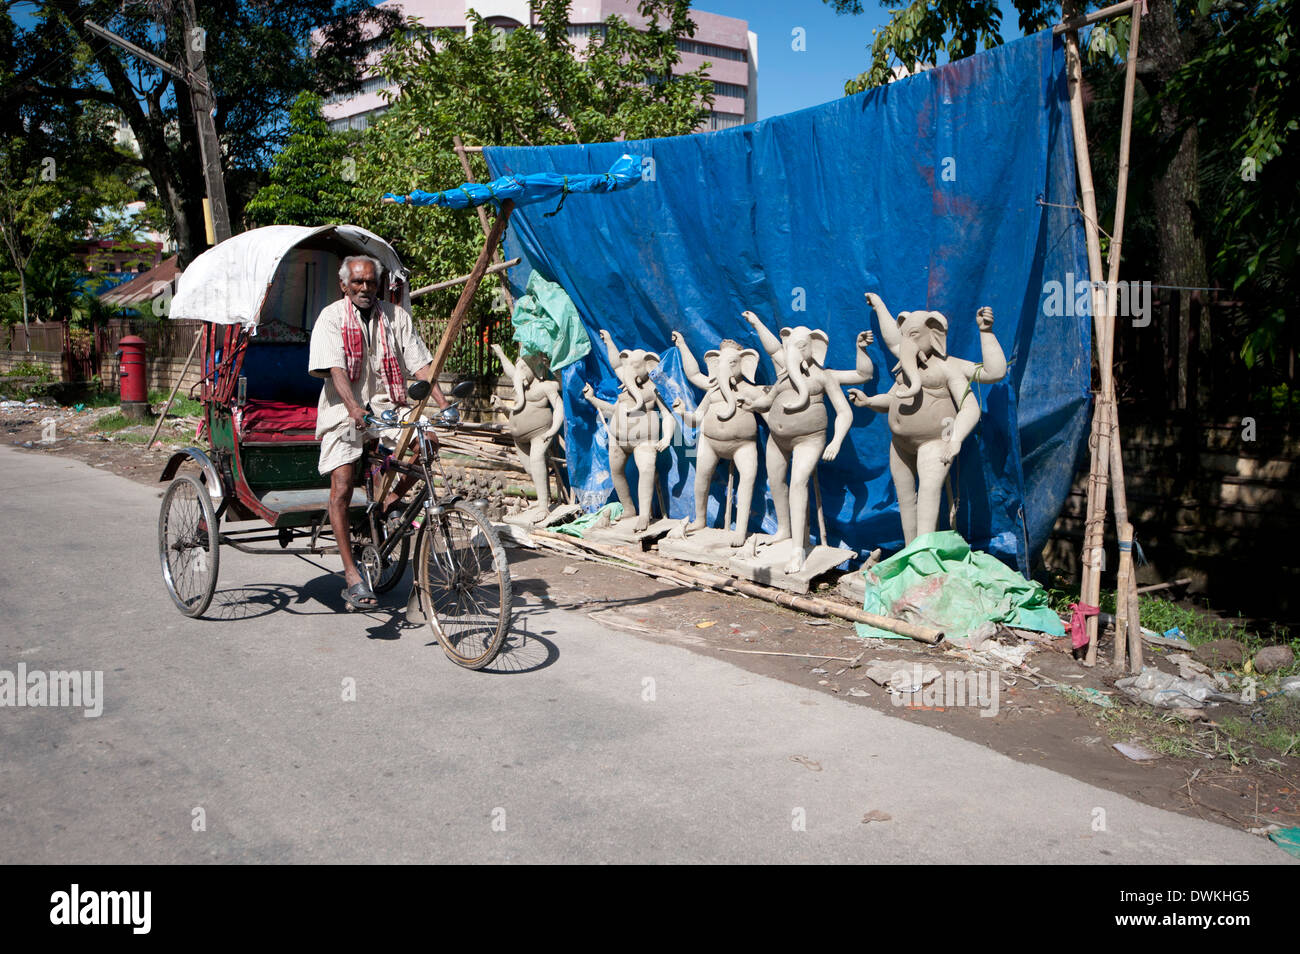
xmin=511 ymin=271 xmax=591 ymax=372
xmin=1269 ymin=827 xmax=1300 ymax=859
xmin=854 ymin=531 xmax=1066 ymax=641
xmin=553 ymin=503 xmax=623 ymax=537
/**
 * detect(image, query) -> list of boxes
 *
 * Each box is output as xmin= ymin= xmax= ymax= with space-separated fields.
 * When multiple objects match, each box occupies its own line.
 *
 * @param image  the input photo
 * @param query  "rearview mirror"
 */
xmin=451 ymin=380 xmax=475 ymax=400
xmin=407 ymin=379 xmax=431 ymax=401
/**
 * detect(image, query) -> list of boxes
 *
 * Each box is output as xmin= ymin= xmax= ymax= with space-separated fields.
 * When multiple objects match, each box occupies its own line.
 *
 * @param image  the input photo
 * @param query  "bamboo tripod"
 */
xmin=1056 ymin=1 xmax=1145 ymax=671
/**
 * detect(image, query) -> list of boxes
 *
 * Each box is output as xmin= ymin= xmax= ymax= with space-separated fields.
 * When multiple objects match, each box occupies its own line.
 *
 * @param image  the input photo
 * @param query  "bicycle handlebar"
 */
xmin=362 ymin=400 xmax=462 ymax=432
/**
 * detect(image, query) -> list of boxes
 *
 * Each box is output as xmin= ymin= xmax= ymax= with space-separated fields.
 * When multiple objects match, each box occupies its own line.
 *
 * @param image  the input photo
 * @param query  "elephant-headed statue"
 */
xmin=849 ymin=291 xmax=1008 ymax=544
xmin=490 ymin=344 xmax=564 ymax=522
xmin=669 ymin=330 xmax=766 ymax=546
xmin=581 ymin=329 xmax=676 ymax=532
xmin=738 ymin=311 xmax=875 ymax=572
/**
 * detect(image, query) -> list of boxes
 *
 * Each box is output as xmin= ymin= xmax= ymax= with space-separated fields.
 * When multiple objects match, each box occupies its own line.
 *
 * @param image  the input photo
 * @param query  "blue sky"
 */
xmin=699 ymin=1 xmax=892 ymax=119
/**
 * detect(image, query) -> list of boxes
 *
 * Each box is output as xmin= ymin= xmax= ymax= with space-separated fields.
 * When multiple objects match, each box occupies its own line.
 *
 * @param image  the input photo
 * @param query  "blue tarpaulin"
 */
xmin=484 ymin=30 xmax=1090 ymax=572
xmin=383 ymin=154 xmax=642 ymax=210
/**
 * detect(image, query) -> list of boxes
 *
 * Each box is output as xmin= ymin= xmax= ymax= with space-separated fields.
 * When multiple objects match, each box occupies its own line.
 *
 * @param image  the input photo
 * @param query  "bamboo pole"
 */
xmin=375 ymin=200 xmax=514 ymax=506
xmin=1112 ymin=521 xmax=1132 ymax=667
xmin=143 ymin=330 xmax=202 ymax=452
xmin=1102 ymin=6 xmax=1144 ymax=671
xmin=410 ymin=258 xmax=520 ymax=299
xmin=1063 ymin=27 xmax=1112 ymax=666
xmin=1052 ymin=0 xmax=1137 ymax=34
xmin=528 ymin=528 xmax=945 ymax=644
xmin=454 ymin=135 xmax=515 ymax=313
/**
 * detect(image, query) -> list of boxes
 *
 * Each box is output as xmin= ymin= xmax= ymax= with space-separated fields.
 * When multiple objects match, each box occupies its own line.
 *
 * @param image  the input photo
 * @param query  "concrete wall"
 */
xmin=0 ymin=351 xmax=62 ymax=376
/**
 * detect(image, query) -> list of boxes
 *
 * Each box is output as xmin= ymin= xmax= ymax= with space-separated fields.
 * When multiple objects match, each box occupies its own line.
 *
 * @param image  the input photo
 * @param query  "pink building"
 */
xmin=323 ymin=0 xmax=756 ymax=134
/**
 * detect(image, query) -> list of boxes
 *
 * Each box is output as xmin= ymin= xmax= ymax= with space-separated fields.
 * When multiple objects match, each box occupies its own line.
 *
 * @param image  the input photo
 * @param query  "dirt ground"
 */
xmin=7 ymin=399 xmax=1299 ymax=846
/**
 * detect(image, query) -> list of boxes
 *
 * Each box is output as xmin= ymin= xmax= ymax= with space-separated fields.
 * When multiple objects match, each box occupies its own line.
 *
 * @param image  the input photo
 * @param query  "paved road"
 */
xmin=0 ymin=445 xmax=1287 ymax=863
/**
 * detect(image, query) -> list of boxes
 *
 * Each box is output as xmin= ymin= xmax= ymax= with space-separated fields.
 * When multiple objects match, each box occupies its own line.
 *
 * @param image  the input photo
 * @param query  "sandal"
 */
xmin=342 ymin=580 xmax=378 ymax=610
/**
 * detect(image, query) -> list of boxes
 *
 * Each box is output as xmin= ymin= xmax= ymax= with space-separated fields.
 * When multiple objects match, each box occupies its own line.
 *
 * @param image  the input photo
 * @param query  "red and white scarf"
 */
xmin=342 ymin=297 xmax=407 ymax=406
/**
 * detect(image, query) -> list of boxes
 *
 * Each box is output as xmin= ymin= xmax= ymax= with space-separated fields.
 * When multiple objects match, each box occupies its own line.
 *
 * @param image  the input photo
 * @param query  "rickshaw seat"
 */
xmin=241 ymin=398 xmax=317 ymax=442
xmin=259 ymin=487 xmax=366 ymax=514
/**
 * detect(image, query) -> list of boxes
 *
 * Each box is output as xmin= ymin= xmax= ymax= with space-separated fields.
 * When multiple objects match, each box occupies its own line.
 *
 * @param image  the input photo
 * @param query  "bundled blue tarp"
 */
xmin=382 ymin=154 xmax=642 ymax=210
xmin=484 ymin=30 xmax=1091 ymax=572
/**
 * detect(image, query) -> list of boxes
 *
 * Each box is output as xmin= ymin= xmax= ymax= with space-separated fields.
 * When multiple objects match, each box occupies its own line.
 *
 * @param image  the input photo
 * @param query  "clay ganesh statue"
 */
xmin=669 ymin=331 xmax=766 ymax=547
xmin=848 ymin=292 xmax=1008 ymax=544
xmin=490 ymin=344 xmax=565 ymax=524
xmin=737 ymin=312 xmax=876 ymax=573
xmin=582 ymin=329 xmax=676 ymax=533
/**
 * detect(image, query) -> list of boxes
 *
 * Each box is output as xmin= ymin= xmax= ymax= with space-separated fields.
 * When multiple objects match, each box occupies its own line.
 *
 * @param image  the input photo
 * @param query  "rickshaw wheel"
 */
xmin=417 ymin=501 xmax=512 ymax=670
xmin=158 ymin=474 xmax=220 ymax=618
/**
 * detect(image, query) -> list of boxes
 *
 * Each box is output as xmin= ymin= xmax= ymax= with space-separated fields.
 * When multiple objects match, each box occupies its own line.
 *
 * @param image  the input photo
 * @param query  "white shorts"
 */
xmin=318 ymin=421 xmax=364 ymax=476
xmin=317 ymin=420 xmax=407 ymax=475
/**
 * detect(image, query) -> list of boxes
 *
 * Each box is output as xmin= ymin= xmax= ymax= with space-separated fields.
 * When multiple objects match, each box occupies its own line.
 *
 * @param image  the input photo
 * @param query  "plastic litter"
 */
xmin=1269 ymin=827 xmax=1300 ymax=859
xmin=1113 ymin=741 xmax=1162 ymax=762
xmin=1115 ymin=667 xmax=1216 ymax=708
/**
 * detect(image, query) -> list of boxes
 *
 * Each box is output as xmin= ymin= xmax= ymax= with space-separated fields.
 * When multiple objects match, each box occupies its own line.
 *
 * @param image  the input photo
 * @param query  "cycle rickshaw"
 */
xmin=155 ymin=224 xmax=511 ymax=669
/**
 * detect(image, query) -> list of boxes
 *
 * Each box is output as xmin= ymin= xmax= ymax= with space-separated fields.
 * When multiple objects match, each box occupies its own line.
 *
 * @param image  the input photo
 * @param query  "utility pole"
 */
xmin=85 ymin=8 xmax=232 ymax=246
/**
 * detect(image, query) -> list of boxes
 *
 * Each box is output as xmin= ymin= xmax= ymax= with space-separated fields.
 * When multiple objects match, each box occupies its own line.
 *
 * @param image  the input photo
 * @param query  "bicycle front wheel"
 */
xmin=417 ymin=501 xmax=512 ymax=670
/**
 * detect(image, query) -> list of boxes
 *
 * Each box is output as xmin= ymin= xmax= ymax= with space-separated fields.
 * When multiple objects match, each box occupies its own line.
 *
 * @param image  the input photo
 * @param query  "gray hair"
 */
xmin=339 ymin=255 xmax=384 ymax=283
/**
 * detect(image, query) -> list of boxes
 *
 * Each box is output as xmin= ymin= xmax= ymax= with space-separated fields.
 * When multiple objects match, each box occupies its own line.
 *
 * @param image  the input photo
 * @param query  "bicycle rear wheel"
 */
xmin=417 ymin=501 xmax=512 ymax=670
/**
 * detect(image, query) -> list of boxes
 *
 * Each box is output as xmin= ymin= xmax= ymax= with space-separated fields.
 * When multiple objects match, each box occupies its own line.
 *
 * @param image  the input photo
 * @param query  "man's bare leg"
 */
xmin=329 ymin=462 xmax=372 ymax=602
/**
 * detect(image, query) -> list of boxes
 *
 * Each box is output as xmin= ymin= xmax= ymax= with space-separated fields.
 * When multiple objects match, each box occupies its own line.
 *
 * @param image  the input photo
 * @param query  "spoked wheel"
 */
xmin=417 ymin=500 xmax=512 ymax=670
xmin=158 ymin=474 xmax=220 ymax=618
xmin=355 ymin=512 xmax=411 ymax=595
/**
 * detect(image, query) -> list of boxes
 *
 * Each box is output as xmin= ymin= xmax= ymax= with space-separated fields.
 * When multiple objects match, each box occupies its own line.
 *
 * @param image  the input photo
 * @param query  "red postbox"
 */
xmin=116 ymin=335 xmax=149 ymax=419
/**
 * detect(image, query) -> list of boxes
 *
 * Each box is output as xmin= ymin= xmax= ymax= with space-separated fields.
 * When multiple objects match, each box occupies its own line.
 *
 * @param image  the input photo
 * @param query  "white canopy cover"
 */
xmin=168 ymin=225 xmax=407 ymax=327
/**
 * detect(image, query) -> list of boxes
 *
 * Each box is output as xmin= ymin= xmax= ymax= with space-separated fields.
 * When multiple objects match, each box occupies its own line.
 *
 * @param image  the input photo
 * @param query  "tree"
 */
xmin=245 ymin=92 xmax=357 ymax=227
xmin=346 ymin=0 xmax=713 ymax=372
xmin=0 ymin=6 xmax=141 ymax=339
xmin=6 ymin=1 xmax=402 ymax=265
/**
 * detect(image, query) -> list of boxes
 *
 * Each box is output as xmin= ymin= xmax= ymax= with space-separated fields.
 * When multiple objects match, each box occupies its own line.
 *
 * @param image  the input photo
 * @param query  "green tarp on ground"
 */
xmin=854 ymin=531 xmax=1065 ymax=641
xmin=511 ymin=271 xmax=591 ymax=372
xmin=553 ymin=502 xmax=623 ymax=537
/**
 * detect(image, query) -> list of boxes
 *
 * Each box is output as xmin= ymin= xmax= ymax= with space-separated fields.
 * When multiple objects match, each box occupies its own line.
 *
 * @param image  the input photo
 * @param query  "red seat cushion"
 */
xmin=239 ymin=399 xmax=318 ymax=442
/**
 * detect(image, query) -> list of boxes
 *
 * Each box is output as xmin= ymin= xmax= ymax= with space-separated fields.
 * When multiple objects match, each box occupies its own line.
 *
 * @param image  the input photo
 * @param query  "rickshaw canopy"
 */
xmin=168 ymin=224 xmax=407 ymax=328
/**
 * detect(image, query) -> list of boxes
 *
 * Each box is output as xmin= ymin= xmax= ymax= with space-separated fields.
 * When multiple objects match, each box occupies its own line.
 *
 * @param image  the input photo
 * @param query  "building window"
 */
xmin=676 ymin=38 xmax=746 ymax=62
xmin=712 ymin=81 xmax=745 ymax=99
xmin=566 ymin=24 xmax=608 ymax=42
xmin=708 ymin=111 xmax=744 ymax=130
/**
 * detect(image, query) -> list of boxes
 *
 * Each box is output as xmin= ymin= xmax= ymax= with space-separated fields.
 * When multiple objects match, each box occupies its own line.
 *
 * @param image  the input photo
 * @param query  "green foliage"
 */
xmin=346 ymin=0 xmax=712 ymax=374
xmin=5 ymin=361 xmax=55 ymax=381
xmin=246 ymin=92 xmax=358 ymax=227
xmin=834 ymin=1 xmax=1059 ymax=93
xmin=1164 ymin=0 xmax=1297 ymax=369
xmin=3 ymin=1 xmax=402 ymax=265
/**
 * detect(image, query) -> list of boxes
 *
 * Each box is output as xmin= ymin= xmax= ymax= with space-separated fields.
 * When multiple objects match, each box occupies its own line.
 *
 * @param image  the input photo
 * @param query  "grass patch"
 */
xmin=95 ymin=412 xmax=135 ymax=432
xmin=147 ymin=389 xmax=202 ymax=418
